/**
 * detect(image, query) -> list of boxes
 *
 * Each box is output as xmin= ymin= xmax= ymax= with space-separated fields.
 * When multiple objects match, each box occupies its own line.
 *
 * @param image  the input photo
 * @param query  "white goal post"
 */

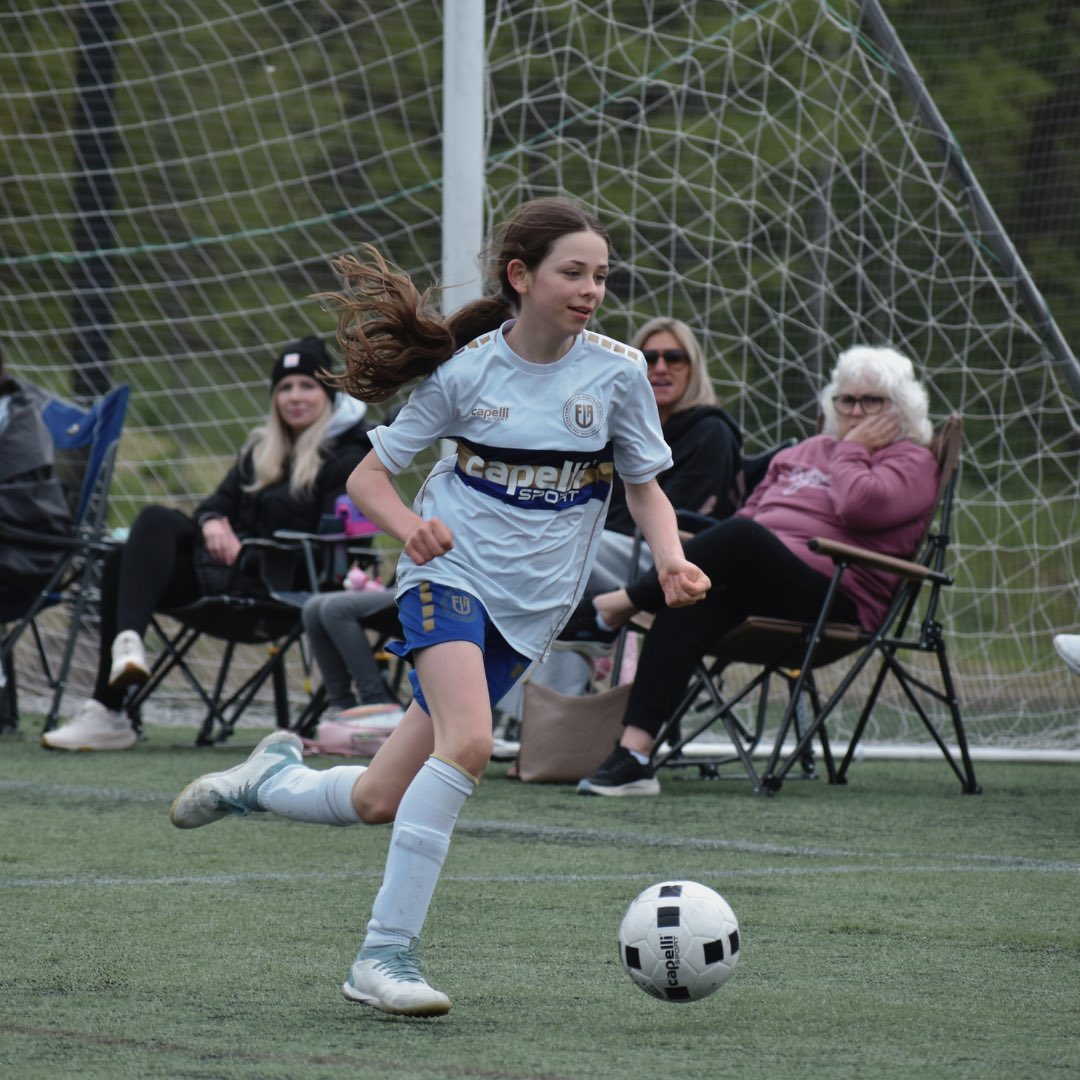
xmin=2 ymin=0 xmax=1077 ymax=750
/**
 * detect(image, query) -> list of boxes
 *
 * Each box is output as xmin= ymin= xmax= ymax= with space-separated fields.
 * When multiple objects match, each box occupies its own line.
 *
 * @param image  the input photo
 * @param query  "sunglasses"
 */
xmin=642 ymin=348 xmax=690 ymax=368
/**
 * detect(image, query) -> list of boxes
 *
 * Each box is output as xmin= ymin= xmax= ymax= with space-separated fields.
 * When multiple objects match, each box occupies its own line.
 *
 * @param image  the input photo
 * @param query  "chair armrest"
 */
xmin=674 ymin=509 xmax=717 ymax=535
xmin=246 ymin=531 xmax=379 ymax=594
xmin=270 ymin=529 xmax=377 ymax=557
xmin=808 ymin=537 xmax=949 ymax=584
xmin=272 ymin=529 xmax=344 ymax=543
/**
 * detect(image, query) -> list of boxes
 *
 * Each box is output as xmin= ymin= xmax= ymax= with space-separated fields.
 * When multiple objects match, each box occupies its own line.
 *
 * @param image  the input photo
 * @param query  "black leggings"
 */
xmin=93 ymin=506 xmax=201 ymax=708
xmin=623 ymin=517 xmax=858 ymax=738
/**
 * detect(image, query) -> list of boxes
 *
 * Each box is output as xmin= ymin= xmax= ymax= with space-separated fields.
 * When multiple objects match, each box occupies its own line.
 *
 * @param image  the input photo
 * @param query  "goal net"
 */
xmin=3 ymin=0 xmax=1078 ymax=749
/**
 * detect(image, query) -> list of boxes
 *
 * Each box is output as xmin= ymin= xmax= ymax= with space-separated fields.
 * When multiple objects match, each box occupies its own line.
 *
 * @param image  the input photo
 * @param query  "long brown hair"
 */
xmin=321 ymin=197 xmax=609 ymax=403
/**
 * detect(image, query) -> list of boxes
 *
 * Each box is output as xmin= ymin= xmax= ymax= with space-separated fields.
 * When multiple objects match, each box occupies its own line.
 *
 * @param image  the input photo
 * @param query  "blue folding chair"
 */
xmin=0 ymin=384 xmax=129 ymax=731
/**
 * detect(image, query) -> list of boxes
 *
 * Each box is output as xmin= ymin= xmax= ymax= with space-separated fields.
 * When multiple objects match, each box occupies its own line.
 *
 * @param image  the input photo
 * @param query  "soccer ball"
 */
xmin=618 ymin=880 xmax=740 ymax=1002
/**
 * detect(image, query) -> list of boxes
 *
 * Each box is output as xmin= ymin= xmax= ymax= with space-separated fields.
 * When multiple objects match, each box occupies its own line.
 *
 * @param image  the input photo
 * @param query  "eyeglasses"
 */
xmin=642 ymin=348 xmax=690 ymax=368
xmin=833 ymin=394 xmax=890 ymax=415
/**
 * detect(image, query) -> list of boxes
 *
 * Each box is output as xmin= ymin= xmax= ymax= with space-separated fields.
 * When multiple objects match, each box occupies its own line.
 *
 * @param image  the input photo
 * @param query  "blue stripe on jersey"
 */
xmin=454 ymin=439 xmax=614 ymax=512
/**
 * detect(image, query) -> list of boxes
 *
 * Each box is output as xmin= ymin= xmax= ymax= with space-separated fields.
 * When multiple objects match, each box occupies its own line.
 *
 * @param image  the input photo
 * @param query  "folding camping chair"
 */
xmin=603 ymin=438 xmax=798 ymax=688
xmin=649 ymin=414 xmax=980 ymax=796
xmin=123 ymin=529 xmax=381 ymax=745
xmin=0 ymin=384 xmax=130 ymax=731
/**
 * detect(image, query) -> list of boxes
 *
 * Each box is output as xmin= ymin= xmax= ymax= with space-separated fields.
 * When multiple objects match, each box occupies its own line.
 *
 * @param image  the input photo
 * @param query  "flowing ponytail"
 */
xmin=321 ymin=196 xmax=608 ymax=403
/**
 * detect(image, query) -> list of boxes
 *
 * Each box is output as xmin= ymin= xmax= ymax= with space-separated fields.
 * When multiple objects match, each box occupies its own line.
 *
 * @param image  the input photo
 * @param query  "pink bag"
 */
xmin=302 ymin=703 xmax=405 ymax=757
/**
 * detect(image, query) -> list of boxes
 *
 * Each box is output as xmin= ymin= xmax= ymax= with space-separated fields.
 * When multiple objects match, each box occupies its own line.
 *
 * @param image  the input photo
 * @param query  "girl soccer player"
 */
xmin=170 ymin=196 xmax=710 ymax=1016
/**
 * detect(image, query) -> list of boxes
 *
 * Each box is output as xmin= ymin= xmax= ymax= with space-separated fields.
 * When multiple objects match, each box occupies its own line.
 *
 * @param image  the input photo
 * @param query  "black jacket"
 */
xmin=605 ymin=404 xmax=743 ymax=536
xmin=0 ymin=379 xmax=74 ymax=588
xmin=192 ymin=405 xmax=374 ymax=595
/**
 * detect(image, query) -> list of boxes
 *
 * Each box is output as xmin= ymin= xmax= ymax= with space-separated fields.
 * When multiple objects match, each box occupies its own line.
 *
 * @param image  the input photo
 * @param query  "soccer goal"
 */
xmin=2 ymin=0 xmax=1078 ymax=751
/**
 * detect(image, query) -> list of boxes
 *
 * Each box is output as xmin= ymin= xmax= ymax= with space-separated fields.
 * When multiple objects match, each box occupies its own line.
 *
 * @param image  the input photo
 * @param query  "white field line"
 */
xmin=0 ymin=780 xmax=1077 ymax=888
xmin=2 ymin=862 xmax=1077 ymax=890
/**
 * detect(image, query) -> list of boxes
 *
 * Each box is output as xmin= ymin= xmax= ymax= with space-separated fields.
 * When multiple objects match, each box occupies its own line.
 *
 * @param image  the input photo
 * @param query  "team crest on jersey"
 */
xmin=563 ymin=393 xmax=603 ymax=437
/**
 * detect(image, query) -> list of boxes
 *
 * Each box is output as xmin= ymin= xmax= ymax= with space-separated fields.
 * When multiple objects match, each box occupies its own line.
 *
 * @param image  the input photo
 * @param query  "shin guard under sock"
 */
xmin=363 ymin=755 xmax=476 ymax=949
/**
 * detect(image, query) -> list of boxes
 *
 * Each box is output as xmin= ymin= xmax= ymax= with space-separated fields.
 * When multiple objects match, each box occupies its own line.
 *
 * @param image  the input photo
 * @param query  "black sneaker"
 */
xmin=557 ymin=594 xmax=618 ymax=647
xmin=577 ymin=744 xmax=660 ymax=797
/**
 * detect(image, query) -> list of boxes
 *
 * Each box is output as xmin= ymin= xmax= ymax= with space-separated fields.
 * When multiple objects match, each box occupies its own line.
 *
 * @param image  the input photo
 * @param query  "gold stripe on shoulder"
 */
xmin=464 ymin=332 xmax=494 ymax=350
xmin=585 ymin=331 xmax=641 ymax=361
xmin=453 ymin=332 xmax=495 ymax=357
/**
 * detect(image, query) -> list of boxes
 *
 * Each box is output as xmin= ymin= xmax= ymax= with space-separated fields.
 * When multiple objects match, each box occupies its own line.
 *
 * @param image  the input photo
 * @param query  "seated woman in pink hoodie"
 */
xmin=578 ymin=344 xmax=940 ymax=797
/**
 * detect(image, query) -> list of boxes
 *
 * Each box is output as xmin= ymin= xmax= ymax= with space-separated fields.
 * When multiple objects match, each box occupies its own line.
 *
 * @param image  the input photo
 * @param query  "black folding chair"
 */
xmin=649 ymin=415 xmax=979 ymax=796
xmin=605 ymin=438 xmax=797 ymax=687
xmin=125 ymin=530 xmax=379 ymax=745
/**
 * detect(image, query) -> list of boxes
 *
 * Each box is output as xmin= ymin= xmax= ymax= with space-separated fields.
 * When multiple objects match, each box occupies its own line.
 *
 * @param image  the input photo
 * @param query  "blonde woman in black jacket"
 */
xmin=43 ymin=336 xmax=374 ymax=752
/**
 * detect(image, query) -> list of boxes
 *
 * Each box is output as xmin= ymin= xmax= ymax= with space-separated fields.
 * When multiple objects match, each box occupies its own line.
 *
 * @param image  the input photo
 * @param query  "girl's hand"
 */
xmin=202 ymin=517 xmax=242 ymax=566
xmin=659 ymin=559 xmax=711 ymax=608
xmin=404 ymin=518 xmax=454 ymax=565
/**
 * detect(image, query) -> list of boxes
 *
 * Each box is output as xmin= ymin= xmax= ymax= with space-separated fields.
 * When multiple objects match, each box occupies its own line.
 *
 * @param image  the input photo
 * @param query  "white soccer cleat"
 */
xmin=107 ymin=630 xmax=150 ymax=691
xmin=41 ymin=698 xmax=136 ymax=752
xmin=169 ymin=730 xmax=304 ymax=829
xmin=342 ymin=939 xmax=451 ymax=1017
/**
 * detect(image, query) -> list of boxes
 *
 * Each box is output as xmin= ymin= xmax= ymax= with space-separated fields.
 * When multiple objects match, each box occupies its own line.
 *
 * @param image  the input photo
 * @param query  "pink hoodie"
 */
xmin=738 ymin=434 xmax=939 ymax=629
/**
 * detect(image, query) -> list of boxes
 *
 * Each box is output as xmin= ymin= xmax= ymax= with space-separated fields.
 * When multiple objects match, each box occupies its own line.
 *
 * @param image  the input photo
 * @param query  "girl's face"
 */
xmin=274 ymin=374 xmax=330 ymax=434
xmin=641 ymin=328 xmax=692 ymax=421
xmin=508 ymin=229 xmax=609 ymax=338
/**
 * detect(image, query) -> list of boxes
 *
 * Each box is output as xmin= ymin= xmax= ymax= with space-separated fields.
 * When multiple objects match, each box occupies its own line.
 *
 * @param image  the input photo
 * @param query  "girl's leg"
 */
xmin=343 ymin=640 xmax=491 ymax=1015
xmin=170 ymin=594 xmax=501 ymax=1016
xmin=359 ymin=640 xmax=489 ymax=938
xmin=260 ymin=695 xmax=437 ymax=827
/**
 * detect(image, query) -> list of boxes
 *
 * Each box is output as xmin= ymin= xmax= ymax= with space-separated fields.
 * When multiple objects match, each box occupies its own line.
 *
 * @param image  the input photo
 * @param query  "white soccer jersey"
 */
xmin=368 ymin=321 xmax=673 ymax=660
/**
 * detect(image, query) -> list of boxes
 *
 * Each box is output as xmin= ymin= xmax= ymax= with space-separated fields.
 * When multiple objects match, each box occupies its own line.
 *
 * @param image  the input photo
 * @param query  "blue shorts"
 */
xmin=386 ymin=582 xmax=531 ymax=715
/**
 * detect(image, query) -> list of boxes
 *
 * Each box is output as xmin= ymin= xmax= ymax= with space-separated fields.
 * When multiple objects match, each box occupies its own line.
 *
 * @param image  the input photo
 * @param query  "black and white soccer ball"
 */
xmin=618 ymin=880 xmax=740 ymax=1002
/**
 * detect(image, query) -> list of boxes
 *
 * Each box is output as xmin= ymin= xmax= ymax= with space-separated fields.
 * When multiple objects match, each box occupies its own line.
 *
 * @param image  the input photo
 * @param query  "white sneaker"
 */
xmin=41 ymin=699 xmax=136 ymax=752
xmin=342 ymin=938 xmax=451 ymax=1017
xmin=108 ymin=630 xmax=149 ymax=691
xmin=490 ymin=737 xmax=520 ymax=762
xmin=169 ymin=731 xmax=305 ymax=829
xmin=1054 ymin=634 xmax=1080 ymax=677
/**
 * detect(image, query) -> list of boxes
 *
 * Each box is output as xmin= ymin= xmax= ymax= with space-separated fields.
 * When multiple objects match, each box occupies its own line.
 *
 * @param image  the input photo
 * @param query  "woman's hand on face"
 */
xmin=201 ymin=517 xmax=242 ymax=566
xmin=404 ymin=518 xmax=454 ymax=565
xmin=843 ymin=410 xmax=901 ymax=452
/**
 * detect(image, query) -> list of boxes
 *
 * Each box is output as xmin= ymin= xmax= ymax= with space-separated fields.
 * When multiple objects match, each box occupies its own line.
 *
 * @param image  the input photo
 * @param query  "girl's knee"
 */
xmin=448 ymin=734 xmax=493 ymax=781
xmin=351 ymin=776 xmax=399 ymax=825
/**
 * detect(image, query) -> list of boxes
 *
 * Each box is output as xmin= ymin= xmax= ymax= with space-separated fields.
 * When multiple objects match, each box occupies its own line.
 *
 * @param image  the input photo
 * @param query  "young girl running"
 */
xmin=170 ymin=196 xmax=710 ymax=1017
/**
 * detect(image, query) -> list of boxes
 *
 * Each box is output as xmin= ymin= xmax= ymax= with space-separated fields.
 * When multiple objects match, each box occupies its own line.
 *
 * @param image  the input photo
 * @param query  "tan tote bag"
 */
xmin=516 ymin=681 xmax=632 ymax=783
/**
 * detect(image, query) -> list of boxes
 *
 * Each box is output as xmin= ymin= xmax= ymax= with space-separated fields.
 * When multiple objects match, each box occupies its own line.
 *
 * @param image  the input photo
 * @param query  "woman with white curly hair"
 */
xmin=579 ymin=344 xmax=940 ymax=796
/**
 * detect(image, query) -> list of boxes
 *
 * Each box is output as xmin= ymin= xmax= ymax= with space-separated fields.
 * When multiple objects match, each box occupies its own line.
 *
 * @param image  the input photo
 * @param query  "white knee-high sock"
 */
xmin=257 ymin=764 xmax=365 ymax=825
xmin=363 ymin=755 xmax=476 ymax=950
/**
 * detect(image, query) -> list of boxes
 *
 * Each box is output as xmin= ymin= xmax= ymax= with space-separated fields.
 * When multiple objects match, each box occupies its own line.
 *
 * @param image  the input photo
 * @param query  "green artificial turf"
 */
xmin=1 ymin=724 xmax=1077 ymax=1080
